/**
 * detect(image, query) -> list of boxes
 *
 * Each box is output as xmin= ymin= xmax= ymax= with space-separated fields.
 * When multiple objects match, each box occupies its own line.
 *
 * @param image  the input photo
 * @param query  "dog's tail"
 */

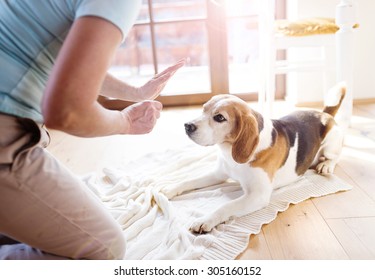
xmin=323 ymin=82 xmax=346 ymax=117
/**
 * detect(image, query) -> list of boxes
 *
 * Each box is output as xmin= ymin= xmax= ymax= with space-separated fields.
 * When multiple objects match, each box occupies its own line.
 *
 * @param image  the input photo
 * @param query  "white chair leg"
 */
xmin=257 ymin=0 xmax=275 ymax=117
xmin=335 ymin=0 xmax=356 ymax=129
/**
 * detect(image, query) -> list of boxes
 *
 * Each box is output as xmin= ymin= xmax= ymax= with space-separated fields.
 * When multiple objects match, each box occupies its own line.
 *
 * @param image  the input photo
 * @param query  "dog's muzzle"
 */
xmin=184 ymin=123 xmax=197 ymax=135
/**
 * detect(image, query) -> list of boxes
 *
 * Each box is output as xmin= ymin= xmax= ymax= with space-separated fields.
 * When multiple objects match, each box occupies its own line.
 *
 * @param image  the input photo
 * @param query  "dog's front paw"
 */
xmin=190 ymin=216 xmax=219 ymax=234
xmin=316 ymin=159 xmax=336 ymax=174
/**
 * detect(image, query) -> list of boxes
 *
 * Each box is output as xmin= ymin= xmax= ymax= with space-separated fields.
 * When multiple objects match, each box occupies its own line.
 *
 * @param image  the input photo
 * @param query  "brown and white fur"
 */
xmin=162 ymin=84 xmax=346 ymax=233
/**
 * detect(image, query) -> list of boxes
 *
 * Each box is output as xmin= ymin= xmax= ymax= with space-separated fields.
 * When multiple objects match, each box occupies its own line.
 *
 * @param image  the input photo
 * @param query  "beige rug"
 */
xmin=84 ymin=145 xmax=352 ymax=260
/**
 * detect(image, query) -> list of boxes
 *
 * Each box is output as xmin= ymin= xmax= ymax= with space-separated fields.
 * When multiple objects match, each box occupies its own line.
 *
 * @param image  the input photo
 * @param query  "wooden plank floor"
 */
xmin=46 ymin=102 xmax=375 ymax=260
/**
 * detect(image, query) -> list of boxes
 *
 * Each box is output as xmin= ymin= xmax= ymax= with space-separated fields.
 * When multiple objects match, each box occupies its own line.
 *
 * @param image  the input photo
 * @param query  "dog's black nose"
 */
xmin=184 ymin=123 xmax=197 ymax=134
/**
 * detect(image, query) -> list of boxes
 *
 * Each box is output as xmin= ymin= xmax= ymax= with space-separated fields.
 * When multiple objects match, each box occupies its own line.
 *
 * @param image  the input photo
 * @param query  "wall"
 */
xmin=286 ymin=0 xmax=375 ymax=104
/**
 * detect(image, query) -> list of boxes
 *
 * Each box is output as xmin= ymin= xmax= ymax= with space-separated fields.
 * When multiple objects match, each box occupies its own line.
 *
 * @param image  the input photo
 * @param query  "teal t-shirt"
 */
xmin=0 ymin=0 xmax=141 ymax=123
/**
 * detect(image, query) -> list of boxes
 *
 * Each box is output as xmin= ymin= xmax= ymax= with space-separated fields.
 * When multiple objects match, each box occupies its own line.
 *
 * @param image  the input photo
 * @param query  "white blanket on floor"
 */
xmin=84 ymin=146 xmax=352 ymax=260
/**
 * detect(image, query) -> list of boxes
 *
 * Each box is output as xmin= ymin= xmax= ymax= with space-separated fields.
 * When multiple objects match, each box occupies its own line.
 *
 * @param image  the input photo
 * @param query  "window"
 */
xmin=108 ymin=0 xmax=285 ymax=106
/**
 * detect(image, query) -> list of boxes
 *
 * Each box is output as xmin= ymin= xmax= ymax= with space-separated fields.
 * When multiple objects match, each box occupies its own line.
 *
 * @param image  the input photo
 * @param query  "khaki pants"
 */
xmin=0 ymin=113 xmax=126 ymax=259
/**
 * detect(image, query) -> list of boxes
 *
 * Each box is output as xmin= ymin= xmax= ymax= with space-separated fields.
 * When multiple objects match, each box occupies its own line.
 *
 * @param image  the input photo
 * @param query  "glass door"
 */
xmin=108 ymin=0 xmax=284 ymax=106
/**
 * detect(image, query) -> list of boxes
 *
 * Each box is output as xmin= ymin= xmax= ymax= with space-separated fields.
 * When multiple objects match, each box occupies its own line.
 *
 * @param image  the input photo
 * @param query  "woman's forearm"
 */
xmin=44 ymin=100 xmax=129 ymax=137
xmin=101 ymin=59 xmax=186 ymax=102
xmin=100 ymin=73 xmax=141 ymax=102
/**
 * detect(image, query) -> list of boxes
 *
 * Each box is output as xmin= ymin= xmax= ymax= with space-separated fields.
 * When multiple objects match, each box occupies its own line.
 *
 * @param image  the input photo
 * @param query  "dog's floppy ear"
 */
xmin=232 ymin=113 xmax=259 ymax=164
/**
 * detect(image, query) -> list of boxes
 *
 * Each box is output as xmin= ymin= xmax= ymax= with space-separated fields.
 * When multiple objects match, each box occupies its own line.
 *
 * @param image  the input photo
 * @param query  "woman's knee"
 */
xmin=106 ymin=229 xmax=126 ymax=260
xmin=87 ymin=223 xmax=126 ymax=260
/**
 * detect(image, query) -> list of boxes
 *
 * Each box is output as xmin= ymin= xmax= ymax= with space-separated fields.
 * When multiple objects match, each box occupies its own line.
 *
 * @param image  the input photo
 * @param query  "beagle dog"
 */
xmin=163 ymin=84 xmax=346 ymax=233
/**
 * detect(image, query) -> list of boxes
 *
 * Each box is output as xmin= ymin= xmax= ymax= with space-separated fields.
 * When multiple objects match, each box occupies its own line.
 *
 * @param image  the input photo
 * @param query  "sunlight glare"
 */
xmin=223 ymin=0 xmax=259 ymax=16
xmin=343 ymin=148 xmax=375 ymax=164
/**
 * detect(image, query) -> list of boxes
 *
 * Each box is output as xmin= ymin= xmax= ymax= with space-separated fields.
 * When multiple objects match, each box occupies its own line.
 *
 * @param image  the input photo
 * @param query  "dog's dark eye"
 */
xmin=213 ymin=114 xmax=226 ymax=123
